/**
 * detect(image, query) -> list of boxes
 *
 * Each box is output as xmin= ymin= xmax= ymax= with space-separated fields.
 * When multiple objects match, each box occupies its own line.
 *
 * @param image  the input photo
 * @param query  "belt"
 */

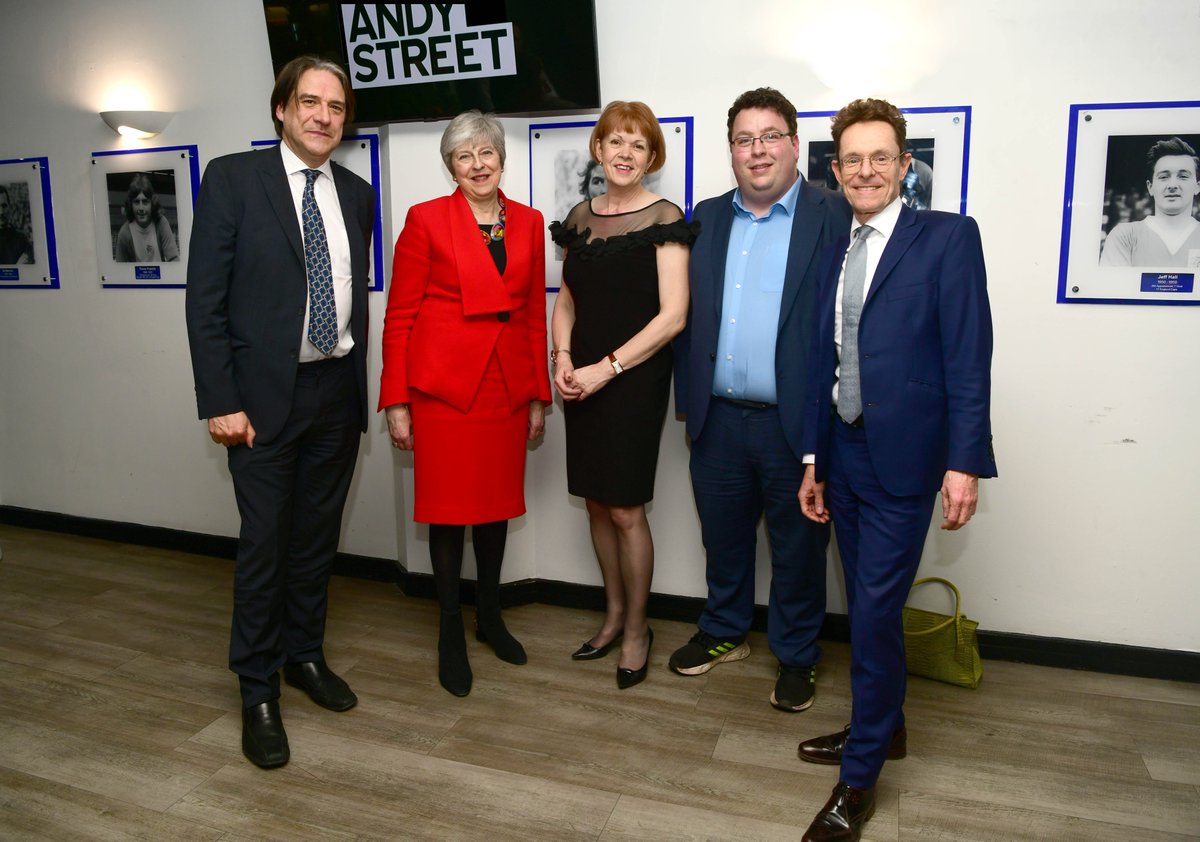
xmin=299 ymin=354 xmax=351 ymax=368
xmin=717 ymin=395 xmax=775 ymax=410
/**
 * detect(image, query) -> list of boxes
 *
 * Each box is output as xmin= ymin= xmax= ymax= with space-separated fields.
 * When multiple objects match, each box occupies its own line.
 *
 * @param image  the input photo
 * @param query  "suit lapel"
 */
xmin=449 ymin=188 xmax=498 ymax=279
xmin=259 ymin=146 xmax=304 ymax=264
xmin=451 ymin=188 xmax=512 ymax=315
xmin=332 ymin=163 xmax=367 ymax=280
xmin=824 ymin=232 xmax=851 ymax=321
xmin=864 ymin=203 xmax=921 ymax=307
xmin=779 ymin=181 xmax=825 ymax=325
xmin=705 ymin=198 xmax=735 ymax=322
xmin=500 ymin=199 xmax=531 ymax=296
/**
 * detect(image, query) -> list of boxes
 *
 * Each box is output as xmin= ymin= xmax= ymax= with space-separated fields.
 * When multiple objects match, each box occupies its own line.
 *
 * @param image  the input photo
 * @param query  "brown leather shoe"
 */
xmin=797 ymin=724 xmax=906 ymax=765
xmin=802 ymin=781 xmax=875 ymax=841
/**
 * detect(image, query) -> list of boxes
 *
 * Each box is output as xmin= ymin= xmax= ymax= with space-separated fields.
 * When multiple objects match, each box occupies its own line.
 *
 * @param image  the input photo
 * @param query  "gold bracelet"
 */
xmin=550 ymin=349 xmax=572 ymax=364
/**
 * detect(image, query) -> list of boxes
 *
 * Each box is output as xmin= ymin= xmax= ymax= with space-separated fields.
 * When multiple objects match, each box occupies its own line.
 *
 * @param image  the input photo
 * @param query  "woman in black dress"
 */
xmin=550 ymin=101 xmax=696 ymax=689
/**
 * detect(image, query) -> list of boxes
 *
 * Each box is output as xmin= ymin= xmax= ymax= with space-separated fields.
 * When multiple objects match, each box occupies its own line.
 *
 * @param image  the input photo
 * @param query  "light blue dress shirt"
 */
xmin=712 ymin=176 xmax=802 ymax=403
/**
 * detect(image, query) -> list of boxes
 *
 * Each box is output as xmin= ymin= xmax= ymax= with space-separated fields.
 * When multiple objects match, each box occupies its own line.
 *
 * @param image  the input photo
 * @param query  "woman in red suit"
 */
xmin=379 ymin=110 xmax=551 ymax=697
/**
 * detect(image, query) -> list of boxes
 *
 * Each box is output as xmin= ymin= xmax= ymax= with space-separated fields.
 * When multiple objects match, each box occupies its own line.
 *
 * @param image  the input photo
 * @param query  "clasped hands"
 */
xmin=553 ymin=359 xmax=613 ymax=402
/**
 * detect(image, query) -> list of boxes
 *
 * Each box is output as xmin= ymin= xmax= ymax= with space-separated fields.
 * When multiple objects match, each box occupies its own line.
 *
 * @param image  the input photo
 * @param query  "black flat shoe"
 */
xmin=283 ymin=661 xmax=357 ymax=711
xmin=571 ymin=633 xmax=623 ymax=661
xmin=616 ymin=628 xmax=653 ymax=690
xmin=474 ymin=615 xmax=528 ymax=665
xmin=242 ymin=700 xmax=289 ymax=768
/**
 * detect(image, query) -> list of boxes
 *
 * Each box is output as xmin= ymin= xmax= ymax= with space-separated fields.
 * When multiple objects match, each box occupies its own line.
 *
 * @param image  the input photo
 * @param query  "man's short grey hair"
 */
xmin=440 ymin=110 xmax=506 ymax=173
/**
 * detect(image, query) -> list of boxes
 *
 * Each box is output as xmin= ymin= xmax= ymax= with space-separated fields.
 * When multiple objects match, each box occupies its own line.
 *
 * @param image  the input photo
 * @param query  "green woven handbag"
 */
xmin=902 ymin=577 xmax=982 ymax=689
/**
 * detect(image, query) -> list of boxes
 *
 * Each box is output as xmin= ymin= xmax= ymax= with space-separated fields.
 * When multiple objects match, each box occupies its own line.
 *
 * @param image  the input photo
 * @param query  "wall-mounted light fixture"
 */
xmin=100 ymin=110 xmax=175 ymax=139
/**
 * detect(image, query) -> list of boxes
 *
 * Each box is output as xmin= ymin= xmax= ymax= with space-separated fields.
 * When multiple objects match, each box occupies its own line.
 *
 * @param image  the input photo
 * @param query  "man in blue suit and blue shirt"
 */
xmin=796 ymin=98 xmax=996 ymax=841
xmin=672 ymin=88 xmax=851 ymax=712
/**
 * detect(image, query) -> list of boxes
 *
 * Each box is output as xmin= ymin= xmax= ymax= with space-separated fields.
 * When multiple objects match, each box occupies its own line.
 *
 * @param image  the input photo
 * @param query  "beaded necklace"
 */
xmin=478 ymin=196 xmax=506 ymax=244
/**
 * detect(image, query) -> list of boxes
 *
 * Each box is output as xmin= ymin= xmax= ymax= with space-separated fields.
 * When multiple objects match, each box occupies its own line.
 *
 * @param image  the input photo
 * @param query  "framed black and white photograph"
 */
xmin=91 ymin=145 xmax=199 ymax=287
xmin=1058 ymin=101 xmax=1200 ymax=305
xmin=251 ymin=132 xmax=386 ymax=292
xmin=0 ymin=156 xmax=59 ymax=289
xmin=528 ymin=117 xmax=694 ymax=289
xmin=796 ymin=106 xmax=971 ymax=215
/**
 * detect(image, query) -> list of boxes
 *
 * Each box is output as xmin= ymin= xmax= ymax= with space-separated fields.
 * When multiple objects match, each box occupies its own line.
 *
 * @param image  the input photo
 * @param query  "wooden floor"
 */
xmin=0 ymin=524 xmax=1197 ymax=841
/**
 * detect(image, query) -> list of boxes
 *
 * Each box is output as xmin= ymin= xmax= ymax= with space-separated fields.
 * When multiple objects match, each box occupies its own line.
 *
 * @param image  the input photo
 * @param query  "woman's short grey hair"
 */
xmin=440 ymin=110 xmax=506 ymax=172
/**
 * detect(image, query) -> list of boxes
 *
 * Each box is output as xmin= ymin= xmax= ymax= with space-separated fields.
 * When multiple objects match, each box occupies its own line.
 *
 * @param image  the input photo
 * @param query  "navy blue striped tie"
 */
xmin=302 ymin=168 xmax=337 ymax=355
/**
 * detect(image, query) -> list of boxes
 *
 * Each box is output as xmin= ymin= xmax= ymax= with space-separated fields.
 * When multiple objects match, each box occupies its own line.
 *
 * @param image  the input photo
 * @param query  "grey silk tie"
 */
xmin=838 ymin=224 xmax=874 ymax=424
xmin=302 ymin=168 xmax=338 ymax=355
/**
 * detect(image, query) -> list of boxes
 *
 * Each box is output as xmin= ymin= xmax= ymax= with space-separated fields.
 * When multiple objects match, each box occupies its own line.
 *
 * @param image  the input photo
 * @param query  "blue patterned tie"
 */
xmin=301 ymin=168 xmax=337 ymax=355
xmin=838 ymin=224 xmax=874 ymax=423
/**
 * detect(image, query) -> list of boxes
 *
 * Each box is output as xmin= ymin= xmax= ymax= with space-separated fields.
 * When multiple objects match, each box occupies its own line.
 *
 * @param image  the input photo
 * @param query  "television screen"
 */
xmin=263 ymin=2 xmax=602 ymax=125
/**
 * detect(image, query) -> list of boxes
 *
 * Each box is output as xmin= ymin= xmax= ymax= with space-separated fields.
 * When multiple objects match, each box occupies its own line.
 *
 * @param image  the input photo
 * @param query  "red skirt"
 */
xmin=410 ymin=352 xmax=529 ymax=524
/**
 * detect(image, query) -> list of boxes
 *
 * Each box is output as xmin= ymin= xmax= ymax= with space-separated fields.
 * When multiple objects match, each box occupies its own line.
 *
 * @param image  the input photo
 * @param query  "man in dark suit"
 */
xmin=672 ymin=88 xmax=851 ymax=712
xmin=796 ymin=98 xmax=996 ymax=842
xmin=185 ymin=56 xmax=375 ymax=769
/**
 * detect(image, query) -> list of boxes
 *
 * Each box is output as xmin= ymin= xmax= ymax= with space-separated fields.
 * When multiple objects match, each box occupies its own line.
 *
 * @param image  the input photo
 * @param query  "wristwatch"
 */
xmin=608 ymin=352 xmax=624 ymax=375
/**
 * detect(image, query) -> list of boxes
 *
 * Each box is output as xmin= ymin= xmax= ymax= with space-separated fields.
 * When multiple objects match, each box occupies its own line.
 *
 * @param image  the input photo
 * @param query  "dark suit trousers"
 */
xmin=226 ymin=356 xmax=360 ymax=707
xmin=690 ymin=399 xmax=829 ymax=667
xmin=828 ymin=417 xmax=936 ymax=788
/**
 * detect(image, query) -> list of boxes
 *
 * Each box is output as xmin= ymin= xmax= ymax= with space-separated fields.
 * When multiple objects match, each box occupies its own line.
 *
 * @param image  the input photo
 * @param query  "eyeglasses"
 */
xmin=837 ymin=153 xmax=900 ymax=173
xmin=731 ymin=131 xmax=792 ymax=149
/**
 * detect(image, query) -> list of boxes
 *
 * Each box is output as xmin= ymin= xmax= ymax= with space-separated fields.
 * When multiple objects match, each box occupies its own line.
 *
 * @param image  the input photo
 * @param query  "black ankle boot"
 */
xmin=438 ymin=610 xmax=472 ymax=696
xmin=475 ymin=608 xmax=527 ymax=665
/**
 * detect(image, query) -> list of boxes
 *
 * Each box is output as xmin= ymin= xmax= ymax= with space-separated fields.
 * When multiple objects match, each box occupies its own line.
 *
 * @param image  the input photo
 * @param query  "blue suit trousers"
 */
xmin=828 ymin=417 xmax=936 ymax=788
xmin=690 ymin=398 xmax=829 ymax=667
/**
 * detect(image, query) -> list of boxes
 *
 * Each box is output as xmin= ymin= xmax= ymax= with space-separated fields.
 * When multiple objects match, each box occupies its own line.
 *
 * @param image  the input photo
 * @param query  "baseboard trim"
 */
xmin=0 ymin=505 xmax=399 ymax=583
xmin=3 ymin=505 xmax=1196 ymax=683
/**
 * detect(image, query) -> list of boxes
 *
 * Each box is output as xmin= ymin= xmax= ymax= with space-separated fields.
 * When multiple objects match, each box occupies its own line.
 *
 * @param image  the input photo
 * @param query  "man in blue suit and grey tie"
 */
xmin=796 ymin=98 xmax=996 ymax=841
xmin=672 ymin=87 xmax=850 ymax=712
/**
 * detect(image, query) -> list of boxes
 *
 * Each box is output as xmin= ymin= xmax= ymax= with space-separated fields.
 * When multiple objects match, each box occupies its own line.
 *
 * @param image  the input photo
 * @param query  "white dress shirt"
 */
xmin=833 ymin=196 xmax=905 ymax=406
xmin=278 ymin=142 xmax=354 ymax=362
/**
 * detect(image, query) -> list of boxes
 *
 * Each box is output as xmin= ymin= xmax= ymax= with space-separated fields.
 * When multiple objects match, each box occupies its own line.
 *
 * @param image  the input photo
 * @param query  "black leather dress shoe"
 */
xmin=242 ymin=700 xmax=289 ymax=769
xmin=802 ymin=781 xmax=875 ymax=842
xmin=798 ymin=724 xmax=906 ymax=765
xmin=283 ymin=661 xmax=358 ymax=711
xmin=616 ymin=628 xmax=653 ymax=690
xmin=571 ymin=633 xmax=622 ymax=661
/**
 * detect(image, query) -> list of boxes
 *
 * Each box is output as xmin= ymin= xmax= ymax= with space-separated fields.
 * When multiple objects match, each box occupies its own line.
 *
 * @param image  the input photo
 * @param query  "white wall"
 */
xmin=1 ymin=0 xmax=1197 ymax=652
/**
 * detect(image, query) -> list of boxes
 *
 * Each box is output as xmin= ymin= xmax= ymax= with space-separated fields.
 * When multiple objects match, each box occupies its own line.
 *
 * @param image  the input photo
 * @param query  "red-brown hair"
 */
xmin=589 ymin=101 xmax=667 ymax=174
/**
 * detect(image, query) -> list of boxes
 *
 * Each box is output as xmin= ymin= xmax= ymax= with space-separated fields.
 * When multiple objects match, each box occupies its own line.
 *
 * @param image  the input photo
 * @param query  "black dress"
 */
xmin=549 ymin=199 xmax=699 ymax=506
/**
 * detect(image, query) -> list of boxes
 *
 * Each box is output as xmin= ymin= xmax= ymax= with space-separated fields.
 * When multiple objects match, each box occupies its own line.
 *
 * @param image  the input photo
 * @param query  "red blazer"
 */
xmin=379 ymin=188 xmax=551 ymax=413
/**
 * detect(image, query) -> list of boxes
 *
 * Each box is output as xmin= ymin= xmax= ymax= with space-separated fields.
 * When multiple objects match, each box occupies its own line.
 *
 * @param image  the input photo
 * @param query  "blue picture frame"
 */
xmin=0 ymin=156 xmax=60 ymax=289
xmin=1057 ymin=100 xmax=1200 ymax=306
xmin=91 ymin=144 xmax=201 ymax=288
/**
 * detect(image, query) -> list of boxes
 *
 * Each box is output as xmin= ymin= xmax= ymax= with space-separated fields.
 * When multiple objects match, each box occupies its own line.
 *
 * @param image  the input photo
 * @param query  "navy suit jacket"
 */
xmin=803 ymin=204 xmax=997 ymax=497
xmin=675 ymin=179 xmax=851 ymax=460
xmin=185 ymin=146 xmax=376 ymax=444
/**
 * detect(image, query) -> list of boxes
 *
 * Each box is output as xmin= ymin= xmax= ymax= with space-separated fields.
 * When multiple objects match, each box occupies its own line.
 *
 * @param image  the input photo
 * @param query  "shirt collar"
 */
xmin=732 ymin=171 xmax=803 ymax=219
xmin=852 ymin=195 xmax=904 ymax=240
xmin=279 ymin=140 xmax=333 ymax=181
